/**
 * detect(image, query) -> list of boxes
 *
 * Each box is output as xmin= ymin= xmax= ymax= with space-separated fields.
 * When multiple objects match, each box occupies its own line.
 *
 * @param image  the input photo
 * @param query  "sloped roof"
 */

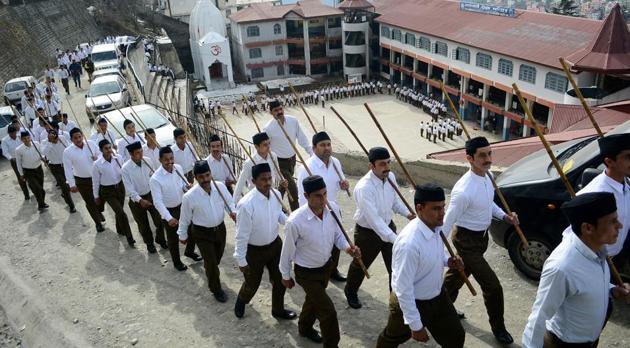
xmin=549 ymin=104 xmax=630 ymax=133
xmin=339 ymin=0 xmax=375 ymax=9
xmin=565 ymin=4 xmax=630 ymax=73
xmin=229 ymin=0 xmax=342 ymax=23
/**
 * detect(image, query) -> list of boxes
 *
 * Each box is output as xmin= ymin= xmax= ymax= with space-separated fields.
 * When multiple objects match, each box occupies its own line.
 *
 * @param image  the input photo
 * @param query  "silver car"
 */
xmin=97 ymin=104 xmax=176 ymax=147
xmin=85 ymin=75 xmax=130 ymax=121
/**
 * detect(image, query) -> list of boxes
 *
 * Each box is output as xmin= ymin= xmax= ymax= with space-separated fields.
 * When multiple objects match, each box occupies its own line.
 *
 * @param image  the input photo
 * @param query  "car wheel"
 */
xmin=507 ymin=231 xmax=553 ymax=280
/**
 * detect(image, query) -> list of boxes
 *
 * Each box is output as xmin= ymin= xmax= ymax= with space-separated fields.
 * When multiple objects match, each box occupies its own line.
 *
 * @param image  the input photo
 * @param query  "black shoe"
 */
xmin=492 ymin=329 xmax=514 ymax=345
xmin=127 ymin=237 xmax=136 ymax=247
xmin=157 ymin=240 xmax=168 ymax=249
xmin=69 ymin=206 xmax=77 ymax=213
xmin=272 ymin=309 xmax=297 ymax=320
xmin=24 ymin=195 xmax=30 ymax=201
xmin=234 ymin=297 xmax=245 ymax=318
xmin=174 ymin=263 xmax=188 ymax=271
xmin=344 ymin=288 xmax=362 ymax=309
xmin=331 ymin=269 xmax=347 ymax=282
xmin=147 ymin=244 xmax=157 ymax=254
xmin=213 ymin=289 xmax=227 ymax=303
xmin=184 ymin=252 xmax=203 ymax=262
xmin=456 ymin=310 xmax=465 ymax=319
xmin=101 ymin=215 xmax=106 ymax=222
xmin=96 ymin=223 xmax=105 ymax=233
xmin=299 ymin=329 xmax=323 ymax=343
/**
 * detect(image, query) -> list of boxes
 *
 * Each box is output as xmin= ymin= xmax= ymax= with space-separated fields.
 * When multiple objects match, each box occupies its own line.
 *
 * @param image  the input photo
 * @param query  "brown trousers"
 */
xmin=49 ymin=164 xmax=74 ymax=208
xmin=295 ymin=260 xmax=339 ymax=348
xmin=10 ymin=158 xmax=29 ymax=198
xmin=163 ymin=205 xmax=195 ymax=266
xmin=376 ymin=290 xmax=465 ymax=348
xmin=345 ymin=222 xmax=396 ymax=294
xmin=191 ymin=223 xmax=226 ymax=293
xmin=75 ymin=176 xmax=104 ymax=225
xmin=237 ymin=236 xmax=285 ymax=312
xmin=277 ymin=156 xmax=299 ymax=211
xmin=443 ymin=226 xmax=505 ymax=331
xmin=99 ymin=182 xmax=132 ymax=238
xmin=23 ymin=166 xmax=45 ymax=206
xmin=128 ymin=192 xmax=165 ymax=245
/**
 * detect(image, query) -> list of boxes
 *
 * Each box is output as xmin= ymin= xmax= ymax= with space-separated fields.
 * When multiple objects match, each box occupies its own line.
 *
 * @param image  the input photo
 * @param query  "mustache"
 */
xmin=483 ymin=162 xmax=492 ymax=166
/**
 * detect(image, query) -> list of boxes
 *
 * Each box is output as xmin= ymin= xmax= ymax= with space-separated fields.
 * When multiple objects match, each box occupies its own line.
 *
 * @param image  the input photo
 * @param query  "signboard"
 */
xmin=348 ymin=73 xmax=362 ymax=84
xmin=460 ymin=1 xmax=516 ymax=17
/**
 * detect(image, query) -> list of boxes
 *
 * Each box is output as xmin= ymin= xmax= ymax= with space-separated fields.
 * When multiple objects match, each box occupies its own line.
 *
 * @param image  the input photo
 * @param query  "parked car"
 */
xmin=85 ymin=75 xmax=130 ymax=121
xmin=92 ymin=68 xmax=125 ymax=81
xmin=90 ymin=43 xmax=120 ymax=71
xmin=98 ymin=104 xmax=175 ymax=147
xmin=489 ymin=120 xmax=630 ymax=280
xmin=3 ymin=76 xmax=37 ymax=108
xmin=0 ymin=106 xmax=15 ymax=156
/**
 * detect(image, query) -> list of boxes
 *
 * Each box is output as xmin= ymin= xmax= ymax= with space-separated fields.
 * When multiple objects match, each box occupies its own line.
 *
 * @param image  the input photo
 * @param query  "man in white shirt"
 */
xmin=177 ymin=160 xmax=235 ymax=302
xmin=345 ymin=147 xmax=414 ymax=309
xmin=376 ymin=184 xmax=465 ymax=348
xmin=43 ymin=94 xmax=61 ymax=120
xmin=42 ymin=128 xmax=75 ymax=212
xmin=92 ymin=139 xmax=135 ymax=246
xmin=116 ymin=119 xmax=144 ymax=161
xmin=2 ymin=125 xmax=30 ymax=200
xmin=205 ymin=134 xmax=236 ymax=193
xmin=15 ymin=131 xmax=48 ymax=211
xmin=263 ymin=99 xmax=313 ymax=210
xmin=122 ymin=141 xmax=166 ymax=254
xmin=172 ymin=128 xmax=198 ymax=183
xmin=149 ymin=146 xmax=200 ymax=271
xmin=63 ymin=127 xmax=104 ymax=232
xmin=59 ymin=113 xmax=77 ymax=133
xmin=142 ymin=128 xmax=160 ymax=170
xmin=296 ymin=131 xmax=350 ymax=282
xmin=91 ymin=118 xmax=117 ymax=149
xmin=279 ymin=175 xmax=361 ymax=346
xmin=522 ymin=192 xmax=630 ymax=347
xmin=233 ymin=163 xmax=295 ymax=319
xmin=441 ymin=137 xmax=519 ymax=344
xmin=22 ymin=98 xmax=37 ymax=127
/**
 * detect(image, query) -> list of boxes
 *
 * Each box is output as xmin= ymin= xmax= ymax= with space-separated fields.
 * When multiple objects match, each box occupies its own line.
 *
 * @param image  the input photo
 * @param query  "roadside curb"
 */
xmin=0 ymin=257 xmax=93 ymax=348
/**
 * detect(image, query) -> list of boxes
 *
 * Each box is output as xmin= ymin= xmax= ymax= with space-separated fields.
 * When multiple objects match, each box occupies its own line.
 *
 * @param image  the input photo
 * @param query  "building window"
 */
xmin=405 ymin=33 xmax=415 ymax=47
xmin=455 ymin=47 xmax=470 ymax=63
xmin=381 ymin=25 xmax=390 ymax=38
xmin=275 ymin=45 xmax=283 ymax=56
xmin=327 ymin=17 xmax=341 ymax=28
xmin=434 ymin=41 xmax=447 ymax=56
xmin=476 ymin=53 xmax=492 ymax=70
xmin=519 ymin=64 xmax=537 ymax=84
xmin=545 ymin=72 xmax=568 ymax=93
xmin=249 ymin=48 xmax=262 ymax=59
xmin=273 ymin=24 xmax=281 ymax=35
xmin=417 ymin=37 xmax=430 ymax=51
xmin=498 ymin=59 xmax=513 ymax=76
xmin=247 ymin=26 xmax=260 ymax=37
xmin=277 ymin=65 xmax=285 ymax=76
xmin=251 ymin=68 xmax=264 ymax=79
xmin=392 ymin=29 xmax=401 ymax=42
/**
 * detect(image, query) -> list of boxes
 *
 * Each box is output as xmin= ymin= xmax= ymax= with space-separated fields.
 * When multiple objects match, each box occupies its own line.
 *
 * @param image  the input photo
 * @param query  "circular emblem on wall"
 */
xmin=211 ymin=45 xmax=222 ymax=56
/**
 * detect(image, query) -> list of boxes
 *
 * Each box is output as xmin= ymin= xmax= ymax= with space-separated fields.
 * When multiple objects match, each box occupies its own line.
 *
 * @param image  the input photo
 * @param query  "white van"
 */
xmin=90 ymin=43 xmax=120 ymax=71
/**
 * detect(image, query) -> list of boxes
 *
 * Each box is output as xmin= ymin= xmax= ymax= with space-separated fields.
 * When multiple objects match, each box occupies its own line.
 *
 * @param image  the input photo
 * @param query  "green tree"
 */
xmin=548 ymin=0 xmax=581 ymax=17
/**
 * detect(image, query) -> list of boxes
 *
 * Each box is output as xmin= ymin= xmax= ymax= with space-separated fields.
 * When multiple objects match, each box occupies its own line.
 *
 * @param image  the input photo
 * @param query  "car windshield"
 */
xmin=0 ymin=113 xmax=12 ymax=127
xmin=91 ymin=51 xmax=117 ymax=62
xmin=556 ymin=137 xmax=597 ymax=166
xmin=88 ymin=81 xmax=121 ymax=97
xmin=5 ymin=81 xmax=28 ymax=93
xmin=108 ymin=108 xmax=169 ymax=133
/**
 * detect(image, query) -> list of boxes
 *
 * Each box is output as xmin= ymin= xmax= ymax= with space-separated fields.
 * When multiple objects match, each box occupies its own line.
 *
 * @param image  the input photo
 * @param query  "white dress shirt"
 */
xmin=115 ymin=133 xmax=144 ymax=162
xmin=172 ymin=141 xmax=198 ymax=174
xmin=296 ymin=155 xmax=346 ymax=206
xmin=263 ymin=115 xmax=313 ymax=159
xmin=59 ymin=120 xmax=77 ymax=133
xmin=149 ymin=164 xmax=188 ymax=221
xmin=1 ymin=135 xmax=21 ymax=160
xmin=121 ymin=157 xmax=154 ymax=203
xmin=63 ymin=141 xmax=100 ymax=187
xmin=23 ymin=106 xmax=36 ymax=124
xmin=177 ymin=182 xmax=235 ymax=240
xmin=280 ymin=203 xmax=350 ymax=280
xmin=392 ymin=218 xmax=449 ymax=331
xmin=233 ymin=151 xmax=282 ymax=202
xmin=353 ymin=171 xmax=409 ymax=243
xmin=15 ymin=142 xmax=43 ymax=175
xmin=41 ymin=139 xmax=66 ymax=164
xmin=522 ymin=232 xmax=612 ymax=348
xmin=91 ymin=129 xmax=118 ymax=146
xmin=91 ymin=155 xmax=124 ymax=198
xmin=143 ymin=144 xmax=160 ymax=170
xmin=234 ymin=188 xmax=287 ymax=267
xmin=442 ymin=170 xmax=506 ymax=235
xmin=44 ymin=101 xmax=60 ymax=116
xmin=206 ymin=153 xmax=235 ymax=182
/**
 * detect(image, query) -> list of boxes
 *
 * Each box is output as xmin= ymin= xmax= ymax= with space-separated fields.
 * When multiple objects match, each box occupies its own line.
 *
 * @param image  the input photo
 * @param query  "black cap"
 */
xmin=159 ymin=145 xmax=173 ymax=158
xmin=98 ymin=139 xmax=110 ymax=150
xmin=598 ymin=133 xmax=630 ymax=162
xmin=173 ymin=128 xmax=185 ymax=138
xmin=561 ymin=192 xmax=617 ymax=236
xmin=97 ymin=117 xmax=107 ymax=124
xmin=50 ymin=121 xmax=60 ymax=130
xmin=465 ymin=136 xmax=490 ymax=156
xmin=208 ymin=134 xmax=221 ymax=143
xmin=193 ymin=160 xmax=210 ymax=175
xmin=7 ymin=125 xmax=16 ymax=133
xmin=268 ymin=99 xmax=281 ymax=110
xmin=123 ymin=119 xmax=133 ymax=128
xmin=252 ymin=163 xmax=271 ymax=179
xmin=303 ymin=175 xmax=326 ymax=194
xmin=368 ymin=147 xmax=390 ymax=162
xmin=312 ymin=131 xmax=331 ymax=146
xmin=252 ymin=132 xmax=269 ymax=145
xmin=20 ymin=131 xmax=30 ymax=138
xmin=145 ymin=127 xmax=155 ymax=134
xmin=69 ymin=127 xmax=82 ymax=137
xmin=126 ymin=141 xmax=142 ymax=152
xmin=414 ymin=183 xmax=445 ymax=205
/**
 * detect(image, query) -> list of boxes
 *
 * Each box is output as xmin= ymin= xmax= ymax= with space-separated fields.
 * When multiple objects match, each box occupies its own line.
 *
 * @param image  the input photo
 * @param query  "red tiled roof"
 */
xmin=229 ymin=0 xmax=342 ymax=23
xmin=339 ymin=0 xmax=375 ymax=9
xmin=375 ymin=0 xmax=602 ymax=70
xmin=549 ymin=104 xmax=630 ymax=133
xmin=565 ymin=4 xmax=630 ymax=73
